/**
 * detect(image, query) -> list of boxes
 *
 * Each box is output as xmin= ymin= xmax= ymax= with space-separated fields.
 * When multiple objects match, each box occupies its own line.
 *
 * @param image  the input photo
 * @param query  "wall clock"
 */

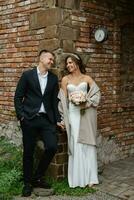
xmin=94 ymin=27 xmax=108 ymax=42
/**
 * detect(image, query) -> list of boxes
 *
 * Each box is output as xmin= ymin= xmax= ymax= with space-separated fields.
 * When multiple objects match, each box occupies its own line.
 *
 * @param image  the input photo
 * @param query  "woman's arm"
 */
xmin=80 ymin=75 xmax=101 ymax=109
xmin=86 ymin=75 xmax=94 ymax=88
xmin=61 ymin=76 xmax=68 ymax=97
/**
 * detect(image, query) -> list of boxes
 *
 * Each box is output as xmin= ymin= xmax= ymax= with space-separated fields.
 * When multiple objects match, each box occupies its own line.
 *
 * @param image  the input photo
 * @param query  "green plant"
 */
xmin=0 ymin=137 xmax=96 ymax=199
xmin=0 ymin=194 xmax=13 ymax=200
xmin=0 ymin=137 xmax=23 ymax=198
xmin=48 ymin=177 xmax=96 ymax=196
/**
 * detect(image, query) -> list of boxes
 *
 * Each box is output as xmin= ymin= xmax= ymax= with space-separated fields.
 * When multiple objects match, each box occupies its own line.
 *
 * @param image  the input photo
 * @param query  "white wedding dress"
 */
xmin=67 ymin=82 xmax=99 ymax=188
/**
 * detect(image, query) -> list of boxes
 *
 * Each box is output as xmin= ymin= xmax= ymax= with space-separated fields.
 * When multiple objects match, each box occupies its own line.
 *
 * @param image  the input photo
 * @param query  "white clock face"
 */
xmin=94 ymin=28 xmax=107 ymax=42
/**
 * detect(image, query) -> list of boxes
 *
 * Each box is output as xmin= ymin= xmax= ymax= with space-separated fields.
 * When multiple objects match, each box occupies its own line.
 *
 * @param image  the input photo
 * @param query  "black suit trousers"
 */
xmin=20 ymin=114 xmax=58 ymax=184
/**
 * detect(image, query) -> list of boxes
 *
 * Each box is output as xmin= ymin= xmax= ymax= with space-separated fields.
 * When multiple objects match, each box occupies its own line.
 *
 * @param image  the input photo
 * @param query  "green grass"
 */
xmin=0 ymin=137 xmax=96 ymax=199
xmin=51 ymin=178 xmax=96 ymax=196
xmin=0 ymin=137 xmax=23 ymax=199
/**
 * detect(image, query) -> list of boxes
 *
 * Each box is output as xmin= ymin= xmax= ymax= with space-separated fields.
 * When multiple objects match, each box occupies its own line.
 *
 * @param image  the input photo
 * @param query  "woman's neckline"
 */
xmin=67 ymin=81 xmax=87 ymax=87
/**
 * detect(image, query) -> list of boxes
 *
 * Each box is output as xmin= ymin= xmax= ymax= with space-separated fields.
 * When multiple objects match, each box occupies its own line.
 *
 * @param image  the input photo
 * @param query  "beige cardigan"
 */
xmin=58 ymin=81 xmax=101 ymax=155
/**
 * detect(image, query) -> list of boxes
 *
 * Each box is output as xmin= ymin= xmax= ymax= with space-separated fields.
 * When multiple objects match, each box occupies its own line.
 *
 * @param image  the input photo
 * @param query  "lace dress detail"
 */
xmin=67 ymin=82 xmax=99 ymax=188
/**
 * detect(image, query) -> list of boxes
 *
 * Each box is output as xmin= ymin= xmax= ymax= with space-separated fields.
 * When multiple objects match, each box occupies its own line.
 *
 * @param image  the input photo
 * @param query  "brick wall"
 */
xmin=0 ymin=0 xmax=134 ymax=179
xmin=0 ymin=0 xmax=49 ymax=122
xmin=121 ymin=24 xmax=134 ymax=105
xmin=76 ymin=0 xmax=134 ymax=159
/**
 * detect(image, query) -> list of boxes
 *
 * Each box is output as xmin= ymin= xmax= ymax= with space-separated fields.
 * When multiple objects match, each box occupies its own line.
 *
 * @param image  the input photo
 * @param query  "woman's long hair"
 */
xmin=65 ymin=53 xmax=86 ymax=74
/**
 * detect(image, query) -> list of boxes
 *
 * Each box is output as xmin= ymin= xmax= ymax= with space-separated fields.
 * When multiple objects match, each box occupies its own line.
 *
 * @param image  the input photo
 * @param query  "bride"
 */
xmin=58 ymin=53 xmax=101 ymax=188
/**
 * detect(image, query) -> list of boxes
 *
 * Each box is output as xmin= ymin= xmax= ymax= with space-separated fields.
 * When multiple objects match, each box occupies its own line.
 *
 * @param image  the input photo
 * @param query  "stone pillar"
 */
xmin=29 ymin=5 xmax=80 ymax=179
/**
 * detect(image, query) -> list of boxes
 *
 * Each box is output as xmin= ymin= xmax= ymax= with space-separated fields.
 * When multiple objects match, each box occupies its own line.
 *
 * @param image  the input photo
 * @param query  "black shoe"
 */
xmin=32 ymin=179 xmax=51 ymax=189
xmin=22 ymin=183 xmax=33 ymax=197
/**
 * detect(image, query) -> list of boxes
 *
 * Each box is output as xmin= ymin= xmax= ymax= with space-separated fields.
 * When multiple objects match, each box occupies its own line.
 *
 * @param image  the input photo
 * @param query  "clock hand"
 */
xmin=99 ymin=34 xmax=101 ymax=39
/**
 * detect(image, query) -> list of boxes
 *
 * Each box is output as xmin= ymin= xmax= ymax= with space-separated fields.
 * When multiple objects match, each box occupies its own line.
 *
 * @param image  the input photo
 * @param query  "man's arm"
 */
xmin=52 ymin=76 xmax=62 ymax=123
xmin=14 ymin=72 xmax=27 ymax=120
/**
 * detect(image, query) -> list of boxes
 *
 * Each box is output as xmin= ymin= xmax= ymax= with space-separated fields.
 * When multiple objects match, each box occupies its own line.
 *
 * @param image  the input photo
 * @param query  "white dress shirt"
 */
xmin=37 ymin=67 xmax=48 ymax=113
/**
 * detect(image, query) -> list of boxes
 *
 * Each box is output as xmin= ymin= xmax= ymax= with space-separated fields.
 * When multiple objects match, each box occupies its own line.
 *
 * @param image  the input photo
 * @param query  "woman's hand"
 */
xmin=57 ymin=121 xmax=65 ymax=130
xmin=80 ymin=102 xmax=86 ymax=110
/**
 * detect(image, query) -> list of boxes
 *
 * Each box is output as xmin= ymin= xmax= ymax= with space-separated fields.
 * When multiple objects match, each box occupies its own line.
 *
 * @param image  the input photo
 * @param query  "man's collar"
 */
xmin=37 ymin=66 xmax=48 ymax=77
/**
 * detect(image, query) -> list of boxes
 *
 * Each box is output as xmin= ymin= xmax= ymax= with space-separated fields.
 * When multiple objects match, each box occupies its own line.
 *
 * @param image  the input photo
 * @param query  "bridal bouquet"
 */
xmin=68 ymin=91 xmax=87 ymax=105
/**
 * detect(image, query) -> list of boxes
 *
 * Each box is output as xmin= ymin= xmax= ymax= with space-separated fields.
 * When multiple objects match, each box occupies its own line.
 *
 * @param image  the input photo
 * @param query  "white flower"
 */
xmin=69 ymin=91 xmax=86 ymax=105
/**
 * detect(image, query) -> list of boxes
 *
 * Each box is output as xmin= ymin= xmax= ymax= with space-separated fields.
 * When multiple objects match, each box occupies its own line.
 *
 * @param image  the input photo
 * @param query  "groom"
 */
xmin=14 ymin=49 xmax=63 ymax=197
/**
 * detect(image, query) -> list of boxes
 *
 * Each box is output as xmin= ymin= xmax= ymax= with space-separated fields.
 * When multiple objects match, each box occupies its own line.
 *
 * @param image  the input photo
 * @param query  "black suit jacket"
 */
xmin=14 ymin=67 xmax=61 ymax=124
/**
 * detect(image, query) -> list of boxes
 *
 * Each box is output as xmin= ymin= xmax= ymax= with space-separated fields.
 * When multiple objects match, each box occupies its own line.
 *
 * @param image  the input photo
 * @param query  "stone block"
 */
xmin=56 ymin=0 xmax=80 ymax=9
xmin=50 ymin=68 xmax=61 ymax=78
xmin=44 ymin=25 xmax=58 ymax=39
xmin=39 ymin=38 xmax=60 ymax=51
xmin=64 ymin=0 xmax=80 ymax=9
xmin=33 ymin=188 xmax=54 ymax=196
xmin=42 ymin=0 xmax=55 ymax=8
xmin=63 ymin=40 xmax=75 ymax=52
xmin=30 ymin=8 xmax=62 ymax=30
xmin=62 ymin=10 xmax=72 ymax=26
xmin=59 ymin=26 xmax=79 ymax=40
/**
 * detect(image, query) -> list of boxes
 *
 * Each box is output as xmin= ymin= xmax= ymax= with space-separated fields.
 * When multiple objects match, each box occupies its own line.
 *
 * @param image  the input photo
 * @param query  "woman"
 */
xmin=58 ymin=53 xmax=101 ymax=188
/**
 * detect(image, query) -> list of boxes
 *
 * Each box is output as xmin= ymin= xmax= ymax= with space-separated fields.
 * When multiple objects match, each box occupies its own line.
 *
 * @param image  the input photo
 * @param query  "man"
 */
xmin=14 ymin=49 xmax=64 ymax=197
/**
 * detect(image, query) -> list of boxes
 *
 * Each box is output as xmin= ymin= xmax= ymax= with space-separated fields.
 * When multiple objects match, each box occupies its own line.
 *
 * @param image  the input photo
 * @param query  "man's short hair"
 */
xmin=39 ymin=49 xmax=55 ymax=57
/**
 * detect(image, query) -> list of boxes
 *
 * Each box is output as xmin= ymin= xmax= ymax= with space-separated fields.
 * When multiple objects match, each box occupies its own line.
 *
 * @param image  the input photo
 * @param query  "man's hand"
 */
xmin=57 ymin=121 xmax=65 ymax=130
